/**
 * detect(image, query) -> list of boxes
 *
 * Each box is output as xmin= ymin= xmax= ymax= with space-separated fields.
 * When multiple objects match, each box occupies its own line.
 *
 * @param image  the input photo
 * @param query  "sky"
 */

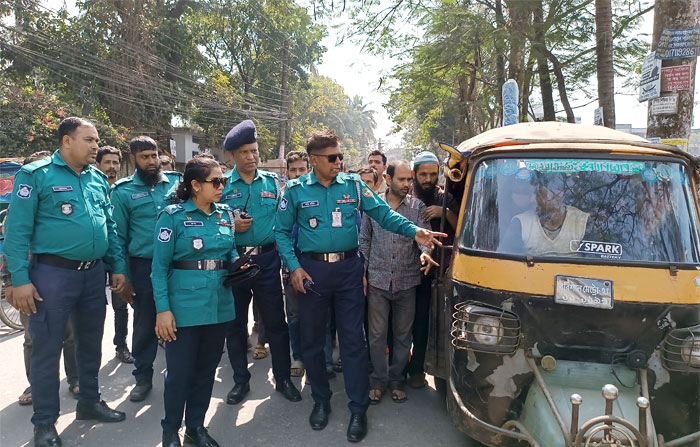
xmin=43 ymin=0 xmax=699 ymax=147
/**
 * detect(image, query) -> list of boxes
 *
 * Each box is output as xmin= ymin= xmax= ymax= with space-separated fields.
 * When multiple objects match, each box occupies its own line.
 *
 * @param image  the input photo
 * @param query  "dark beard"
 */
xmin=413 ymin=178 xmax=437 ymax=205
xmin=136 ymin=166 xmax=162 ymax=186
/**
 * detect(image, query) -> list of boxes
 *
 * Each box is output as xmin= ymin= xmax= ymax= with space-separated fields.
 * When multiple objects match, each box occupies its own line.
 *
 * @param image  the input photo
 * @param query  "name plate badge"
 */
xmin=554 ymin=275 xmax=613 ymax=310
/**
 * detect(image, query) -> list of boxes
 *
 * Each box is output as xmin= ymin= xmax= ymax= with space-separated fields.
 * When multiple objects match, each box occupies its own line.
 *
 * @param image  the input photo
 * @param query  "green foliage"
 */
xmin=0 ymin=80 xmax=129 ymax=157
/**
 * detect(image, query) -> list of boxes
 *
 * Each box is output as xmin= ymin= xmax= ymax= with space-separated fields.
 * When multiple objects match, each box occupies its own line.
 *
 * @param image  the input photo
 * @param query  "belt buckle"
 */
xmin=250 ymin=247 xmax=260 ymax=256
xmin=76 ymin=261 xmax=85 ymax=270
xmin=204 ymin=259 xmax=217 ymax=270
xmin=328 ymin=252 xmax=341 ymax=263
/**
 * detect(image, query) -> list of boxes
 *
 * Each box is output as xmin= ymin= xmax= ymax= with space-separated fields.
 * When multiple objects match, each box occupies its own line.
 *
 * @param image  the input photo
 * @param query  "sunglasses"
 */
xmin=202 ymin=177 xmax=228 ymax=188
xmin=313 ymin=153 xmax=344 ymax=163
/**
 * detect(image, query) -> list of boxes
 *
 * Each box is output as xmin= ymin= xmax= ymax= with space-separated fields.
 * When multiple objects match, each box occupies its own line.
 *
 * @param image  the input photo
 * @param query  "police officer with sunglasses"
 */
xmin=219 ymin=120 xmax=302 ymax=406
xmin=275 ymin=129 xmax=446 ymax=443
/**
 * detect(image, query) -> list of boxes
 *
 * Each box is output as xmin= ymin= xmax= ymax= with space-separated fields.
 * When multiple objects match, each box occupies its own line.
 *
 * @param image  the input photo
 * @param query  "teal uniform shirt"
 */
xmin=275 ymin=171 xmax=419 ymax=273
xmin=3 ymin=150 xmax=127 ymax=286
xmin=151 ymin=199 xmax=239 ymax=328
xmin=220 ymin=168 xmax=280 ymax=247
xmin=110 ymin=171 xmax=182 ymax=260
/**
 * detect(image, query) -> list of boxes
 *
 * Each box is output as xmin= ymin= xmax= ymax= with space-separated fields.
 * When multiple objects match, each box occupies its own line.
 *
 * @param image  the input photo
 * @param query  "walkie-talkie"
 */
xmin=239 ymin=193 xmax=252 ymax=220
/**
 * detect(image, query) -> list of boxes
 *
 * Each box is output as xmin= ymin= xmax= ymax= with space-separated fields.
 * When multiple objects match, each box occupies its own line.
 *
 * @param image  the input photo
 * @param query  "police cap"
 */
xmin=224 ymin=120 xmax=257 ymax=151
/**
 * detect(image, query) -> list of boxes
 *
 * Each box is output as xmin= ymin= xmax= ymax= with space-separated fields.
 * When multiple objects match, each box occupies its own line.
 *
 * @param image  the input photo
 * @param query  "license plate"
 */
xmin=554 ymin=275 xmax=613 ymax=309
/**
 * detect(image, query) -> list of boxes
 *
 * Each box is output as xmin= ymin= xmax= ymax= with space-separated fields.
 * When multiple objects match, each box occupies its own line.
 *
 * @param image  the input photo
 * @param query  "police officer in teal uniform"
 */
xmin=152 ymin=155 xmax=238 ymax=447
xmin=275 ymin=130 xmax=445 ymax=443
xmin=4 ymin=117 xmax=128 ymax=447
xmin=110 ymin=136 xmax=181 ymax=403
xmin=220 ymin=120 xmax=301 ymax=405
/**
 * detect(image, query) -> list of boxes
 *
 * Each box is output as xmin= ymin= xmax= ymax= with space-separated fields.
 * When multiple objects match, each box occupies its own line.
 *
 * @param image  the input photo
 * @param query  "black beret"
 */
xmin=224 ymin=120 xmax=257 ymax=151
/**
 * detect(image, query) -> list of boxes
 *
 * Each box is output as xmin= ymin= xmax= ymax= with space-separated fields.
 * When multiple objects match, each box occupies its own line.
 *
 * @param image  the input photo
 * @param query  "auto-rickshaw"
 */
xmin=425 ymin=122 xmax=700 ymax=447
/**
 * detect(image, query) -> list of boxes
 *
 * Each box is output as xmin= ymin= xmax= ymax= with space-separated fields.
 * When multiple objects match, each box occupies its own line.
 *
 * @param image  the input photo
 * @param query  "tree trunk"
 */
xmin=595 ymin=0 xmax=616 ymax=128
xmin=533 ymin=0 xmax=555 ymax=120
xmin=646 ymin=0 xmax=699 ymax=141
xmin=495 ymin=0 xmax=506 ymax=126
xmin=507 ymin=0 xmax=531 ymax=124
xmin=539 ymin=46 xmax=576 ymax=122
xmin=278 ymin=39 xmax=290 ymax=159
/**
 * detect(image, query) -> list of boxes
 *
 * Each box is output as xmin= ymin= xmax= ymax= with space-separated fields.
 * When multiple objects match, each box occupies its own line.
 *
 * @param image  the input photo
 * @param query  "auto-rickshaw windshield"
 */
xmin=461 ymin=157 xmax=700 ymax=264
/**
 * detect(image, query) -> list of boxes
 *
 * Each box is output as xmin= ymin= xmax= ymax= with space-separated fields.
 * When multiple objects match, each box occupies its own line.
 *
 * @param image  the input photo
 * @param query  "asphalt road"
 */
xmin=0 ymin=291 xmax=473 ymax=447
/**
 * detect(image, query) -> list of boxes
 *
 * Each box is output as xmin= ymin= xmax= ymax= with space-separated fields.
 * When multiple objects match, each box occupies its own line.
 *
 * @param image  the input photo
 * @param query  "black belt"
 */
xmin=171 ymin=260 xmax=229 ymax=270
xmin=236 ymin=243 xmax=276 ymax=256
xmin=35 ymin=254 xmax=99 ymax=271
xmin=301 ymin=249 xmax=357 ymax=263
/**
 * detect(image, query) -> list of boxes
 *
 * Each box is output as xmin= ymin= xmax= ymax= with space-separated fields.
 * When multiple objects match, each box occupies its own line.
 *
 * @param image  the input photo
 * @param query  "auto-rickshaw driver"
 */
xmin=500 ymin=173 xmax=589 ymax=256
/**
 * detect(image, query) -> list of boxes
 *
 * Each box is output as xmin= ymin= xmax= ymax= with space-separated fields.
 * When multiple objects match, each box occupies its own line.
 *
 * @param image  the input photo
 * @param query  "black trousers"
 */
xmin=226 ymin=249 xmax=290 ymax=384
xmin=407 ymin=274 xmax=432 ymax=376
xmin=162 ymin=323 xmax=227 ymax=432
xmin=299 ymin=254 xmax=370 ymax=414
xmin=129 ymin=257 xmax=158 ymax=383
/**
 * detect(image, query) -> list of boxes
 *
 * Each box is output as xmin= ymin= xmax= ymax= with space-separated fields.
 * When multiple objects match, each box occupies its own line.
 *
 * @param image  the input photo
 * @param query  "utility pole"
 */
xmin=277 ymin=39 xmax=290 ymax=159
xmin=646 ymin=0 xmax=699 ymax=142
xmin=595 ymin=0 xmax=616 ymax=128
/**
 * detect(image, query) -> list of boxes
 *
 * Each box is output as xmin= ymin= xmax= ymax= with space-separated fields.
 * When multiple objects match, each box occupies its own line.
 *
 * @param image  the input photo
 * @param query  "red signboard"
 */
xmin=661 ymin=65 xmax=692 ymax=91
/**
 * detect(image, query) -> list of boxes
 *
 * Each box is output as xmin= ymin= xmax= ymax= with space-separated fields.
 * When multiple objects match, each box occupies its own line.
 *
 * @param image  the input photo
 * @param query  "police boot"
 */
xmin=275 ymin=377 xmax=302 ymax=402
xmin=162 ymin=430 xmax=181 ymax=447
xmin=75 ymin=400 xmax=126 ymax=422
xmin=34 ymin=424 xmax=62 ymax=447
xmin=309 ymin=402 xmax=331 ymax=430
xmin=184 ymin=426 xmax=219 ymax=447
xmin=347 ymin=412 xmax=368 ymax=443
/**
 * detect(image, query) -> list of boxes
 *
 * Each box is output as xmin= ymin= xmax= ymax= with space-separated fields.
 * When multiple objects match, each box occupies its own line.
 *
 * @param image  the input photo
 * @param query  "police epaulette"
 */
xmin=112 ymin=177 xmax=134 ymax=188
xmin=91 ymin=166 xmax=108 ymax=179
xmin=260 ymin=170 xmax=278 ymax=178
xmin=343 ymin=172 xmax=361 ymax=182
xmin=164 ymin=204 xmax=183 ymax=215
xmin=216 ymin=203 xmax=232 ymax=211
xmin=165 ymin=170 xmax=183 ymax=178
xmin=20 ymin=157 xmax=52 ymax=173
xmin=287 ymin=178 xmax=301 ymax=187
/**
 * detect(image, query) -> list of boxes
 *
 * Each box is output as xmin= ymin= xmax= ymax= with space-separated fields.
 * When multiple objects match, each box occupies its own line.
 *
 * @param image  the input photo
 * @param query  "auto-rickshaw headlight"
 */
xmin=680 ymin=337 xmax=700 ymax=368
xmin=661 ymin=325 xmax=700 ymax=372
xmin=451 ymin=301 xmax=520 ymax=354
xmin=472 ymin=316 xmax=504 ymax=345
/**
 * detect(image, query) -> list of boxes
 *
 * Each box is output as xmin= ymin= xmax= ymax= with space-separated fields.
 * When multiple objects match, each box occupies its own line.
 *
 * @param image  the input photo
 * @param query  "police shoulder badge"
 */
xmin=192 ymin=237 xmax=204 ymax=250
xmin=362 ymin=187 xmax=372 ymax=198
xmin=280 ymin=197 xmax=288 ymax=210
xmin=17 ymin=184 xmax=33 ymax=199
xmin=158 ymin=227 xmax=173 ymax=242
xmin=60 ymin=202 xmax=73 ymax=216
xmin=309 ymin=217 xmax=318 ymax=229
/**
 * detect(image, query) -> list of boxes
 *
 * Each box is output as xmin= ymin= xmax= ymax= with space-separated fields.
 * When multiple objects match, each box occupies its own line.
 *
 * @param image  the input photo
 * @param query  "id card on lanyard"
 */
xmin=331 ymin=207 xmax=342 ymax=228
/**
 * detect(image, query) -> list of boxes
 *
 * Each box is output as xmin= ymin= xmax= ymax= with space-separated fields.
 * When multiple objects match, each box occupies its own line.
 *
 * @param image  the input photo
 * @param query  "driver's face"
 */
xmin=536 ymin=185 xmax=564 ymax=214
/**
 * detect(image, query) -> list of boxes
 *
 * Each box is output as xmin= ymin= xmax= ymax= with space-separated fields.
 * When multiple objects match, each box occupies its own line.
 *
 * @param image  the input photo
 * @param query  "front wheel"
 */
xmin=0 ymin=282 xmax=23 ymax=330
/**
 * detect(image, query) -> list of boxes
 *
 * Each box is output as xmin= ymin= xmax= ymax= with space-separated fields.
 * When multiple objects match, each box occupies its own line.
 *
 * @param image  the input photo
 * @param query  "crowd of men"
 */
xmin=1 ymin=116 xmax=459 ymax=447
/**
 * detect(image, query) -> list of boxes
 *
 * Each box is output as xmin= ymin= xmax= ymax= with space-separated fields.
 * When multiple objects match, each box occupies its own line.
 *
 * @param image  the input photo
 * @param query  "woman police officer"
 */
xmin=151 ymin=155 xmax=240 ymax=447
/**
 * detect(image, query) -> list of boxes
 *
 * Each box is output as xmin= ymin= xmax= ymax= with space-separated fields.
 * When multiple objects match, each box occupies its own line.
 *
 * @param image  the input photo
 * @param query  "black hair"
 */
xmin=385 ymin=159 xmax=410 ymax=178
xmin=357 ymin=165 xmax=378 ymax=184
xmin=96 ymin=146 xmax=121 ymax=163
xmin=175 ymin=155 xmax=220 ymax=201
xmin=57 ymin=117 xmax=93 ymax=145
xmin=285 ymin=150 xmax=309 ymax=168
xmin=23 ymin=151 xmax=52 ymax=166
xmin=306 ymin=129 xmax=340 ymax=154
xmin=129 ymin=136 xmax=157 ymax=153
xmin=368 ymin=149 xmax=387 ymax=165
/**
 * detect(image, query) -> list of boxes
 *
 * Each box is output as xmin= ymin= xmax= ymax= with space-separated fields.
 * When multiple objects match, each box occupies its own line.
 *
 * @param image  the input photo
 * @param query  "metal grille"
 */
xmin=451 ymin=301 xmax=521 ymax=354
xmin=661 ymin=324 xmax=700 ymax=373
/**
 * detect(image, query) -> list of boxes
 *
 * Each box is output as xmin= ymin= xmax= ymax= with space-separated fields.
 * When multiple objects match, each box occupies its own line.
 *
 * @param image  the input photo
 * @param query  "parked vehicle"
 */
xmin=426 ymin=122 xmax=700 ymax=447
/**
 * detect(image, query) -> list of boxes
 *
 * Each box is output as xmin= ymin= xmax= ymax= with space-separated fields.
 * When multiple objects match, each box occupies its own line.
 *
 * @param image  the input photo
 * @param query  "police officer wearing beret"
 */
xmin=4 ymin=117 xmax=128 ymax=447
xmin=220 ymin=120 xmax=302 ymax=404
xmin=275 ymin=129 xmax=445 ymax=443
xmin=110 ymin=136 xmax=181 ymax=402
xmin=152 ymin=156 xmax=239 ymax=447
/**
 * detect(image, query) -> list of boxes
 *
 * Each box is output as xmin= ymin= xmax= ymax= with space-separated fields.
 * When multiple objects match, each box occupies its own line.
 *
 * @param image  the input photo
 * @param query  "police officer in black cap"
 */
xmin=220 ymin=120 xmax=302 ymax=404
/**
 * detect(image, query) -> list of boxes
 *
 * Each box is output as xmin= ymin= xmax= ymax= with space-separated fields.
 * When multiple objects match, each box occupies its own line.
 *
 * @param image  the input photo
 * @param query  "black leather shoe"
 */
xmin=225 ymin=382 xmax=250 ymax=405
xmin=309 ymin=402 xmax=331 ymax=430
xmin=34 ymin=424 xmax=62 ymax=447
xmin=184 ymin=426 xmax=219 ymax=447
xmin=275 ymin=378 xmax=302 ymax=402
xmin=162 ymin=430 xmax=181 ymax=447
xmin=75 ymin=400 xmax=126 ymax=422
xmin=115 ymin=347 xmax=135 ymax=363
xmin=347 ymin=412 xmax=368 ymax=443
xmin=129 ymin=381 xmax=153 ymax=402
